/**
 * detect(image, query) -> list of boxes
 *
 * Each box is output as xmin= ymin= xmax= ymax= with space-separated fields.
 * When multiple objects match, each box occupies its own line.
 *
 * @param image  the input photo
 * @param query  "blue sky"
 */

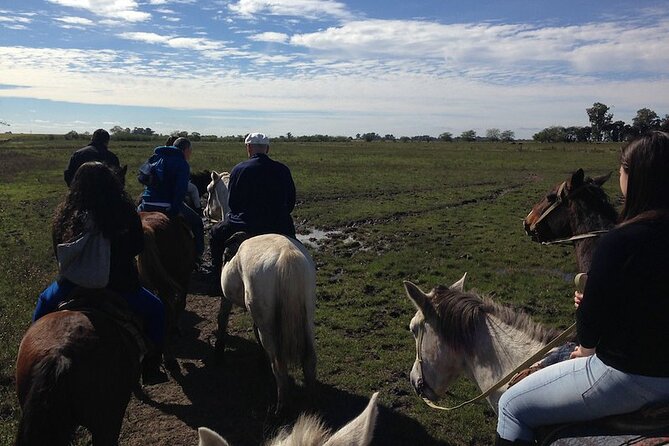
xmin=1 ymin=0 xmax=669 ymax=138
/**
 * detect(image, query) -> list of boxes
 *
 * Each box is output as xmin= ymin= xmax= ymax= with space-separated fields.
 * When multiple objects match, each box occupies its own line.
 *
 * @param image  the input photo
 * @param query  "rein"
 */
xmin=540 ymin=230 xmax=609 ymax=245
xmin=415 ymin=320 xmax=576 ymax=411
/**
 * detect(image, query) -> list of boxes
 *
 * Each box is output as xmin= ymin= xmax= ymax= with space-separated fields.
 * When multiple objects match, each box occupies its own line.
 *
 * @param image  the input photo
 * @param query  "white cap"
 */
xmin=245 ymin=132 xmax=269 ymax=145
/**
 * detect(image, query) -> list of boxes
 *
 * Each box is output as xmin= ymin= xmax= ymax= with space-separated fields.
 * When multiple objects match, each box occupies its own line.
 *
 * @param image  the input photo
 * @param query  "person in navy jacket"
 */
xmin=210 ymin=132 xmax=296 ymax=273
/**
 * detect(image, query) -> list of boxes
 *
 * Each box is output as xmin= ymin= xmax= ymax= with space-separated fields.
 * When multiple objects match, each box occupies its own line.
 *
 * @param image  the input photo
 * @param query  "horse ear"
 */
xmin=198 ymin=427 xmax=230 ymax=446
xmin=211 ymin=171 xmax=220 ymax=181
xmin=323 ymin=392 xmax=379 ymax=446
xmin=404 ymin=281 xmax=432 ymax=313
xmin=567 ymin=169 xmax=585 ymax=191
xmin=450 ymin=272 xmax=467 ymax=292
xmin=592 ymin=171 xmax=612 ymax=187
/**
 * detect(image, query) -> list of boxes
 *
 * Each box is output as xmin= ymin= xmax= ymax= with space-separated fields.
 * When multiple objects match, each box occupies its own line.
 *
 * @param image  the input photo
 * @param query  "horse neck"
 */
xmin=462 ymin=315 xmax=546 ymax=411
xmin=568 ymin=200 xmax=615 ymax=272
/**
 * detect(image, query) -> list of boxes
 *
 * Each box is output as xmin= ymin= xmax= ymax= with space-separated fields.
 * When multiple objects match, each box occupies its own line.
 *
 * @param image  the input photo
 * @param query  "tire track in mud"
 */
xmin=304 ymin=182 xmax=527 ymax=230
xmin=296 ymin=180 xmax=502 ymax=206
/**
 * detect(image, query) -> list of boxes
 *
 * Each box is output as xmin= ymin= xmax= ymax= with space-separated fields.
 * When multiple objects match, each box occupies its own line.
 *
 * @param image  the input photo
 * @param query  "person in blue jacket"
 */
xmin=210 ymin=132 xmax=296 ymax=273
xmin=137 ymin=137 xmax=204 ymax=260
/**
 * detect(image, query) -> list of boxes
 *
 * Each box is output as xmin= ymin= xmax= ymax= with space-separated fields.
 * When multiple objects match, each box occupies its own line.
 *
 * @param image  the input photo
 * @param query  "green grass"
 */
xmin=0 ymin=135 xmax=621 ymax=445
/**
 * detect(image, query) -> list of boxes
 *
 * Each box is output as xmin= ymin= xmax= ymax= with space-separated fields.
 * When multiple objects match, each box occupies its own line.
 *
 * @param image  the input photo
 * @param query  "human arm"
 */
xmin=576 ymin=232 xmax=626 ymax=349
xmin=171 ymin=160 xmax=190 ymax=213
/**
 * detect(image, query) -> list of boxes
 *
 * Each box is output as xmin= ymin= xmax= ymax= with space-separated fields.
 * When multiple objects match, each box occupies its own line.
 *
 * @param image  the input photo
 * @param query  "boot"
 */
xmin=142 ymin=351 xmax=168 ymax=385
xmin=495 ymin=434 xmax=535 ymax=445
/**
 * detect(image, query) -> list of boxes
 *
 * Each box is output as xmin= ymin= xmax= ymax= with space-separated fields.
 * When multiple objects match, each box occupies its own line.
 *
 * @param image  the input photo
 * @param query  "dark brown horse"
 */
xmin=523 ymin=168 xmax=618 ymax=271
xmin=15 ymin=289 xmax=142 ymax=446
xmin=137 ymin=211 xmax=196 ymax=341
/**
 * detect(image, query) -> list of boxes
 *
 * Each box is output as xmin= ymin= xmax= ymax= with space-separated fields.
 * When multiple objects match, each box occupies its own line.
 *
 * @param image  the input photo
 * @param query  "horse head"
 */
xmin=523 ymin=169 xmax=615 ymax=244
xmin=405 ymin=274 xmax=468 ymax=403
xmin=204 ymin=170 xmax=230 ymax=222
xmin=197 ymin=392 xmax=379 ymax=446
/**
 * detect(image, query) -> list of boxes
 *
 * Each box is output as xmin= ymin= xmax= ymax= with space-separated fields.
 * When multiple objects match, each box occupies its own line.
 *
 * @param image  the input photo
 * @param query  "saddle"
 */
xmin=57 ymin=287 xmax=148 ymax=360
xmin=539 ymin=403 xmax=669 ymax=445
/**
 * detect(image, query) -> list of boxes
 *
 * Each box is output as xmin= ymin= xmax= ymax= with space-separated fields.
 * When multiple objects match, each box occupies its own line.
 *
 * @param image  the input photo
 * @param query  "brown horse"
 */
xmin=137 ymin=211 xmax=196 ymax=340
xmin=523 ymin=169 xmax=617 ymax=271
xmin=15 ymin=289 xmax=142 ymax=446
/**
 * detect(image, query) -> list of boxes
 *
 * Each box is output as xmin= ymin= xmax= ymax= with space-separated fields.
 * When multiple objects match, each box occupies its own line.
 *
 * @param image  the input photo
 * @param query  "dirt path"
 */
xmin=115 ymin=265 xmax=442 ymax=446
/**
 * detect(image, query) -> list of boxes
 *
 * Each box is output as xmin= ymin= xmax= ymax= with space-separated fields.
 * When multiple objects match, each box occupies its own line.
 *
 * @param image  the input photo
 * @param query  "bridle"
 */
xmin=527 ymin=181 xmax=608 ymax=245
xmin=414 ymin=317 xmax=577 ymax=411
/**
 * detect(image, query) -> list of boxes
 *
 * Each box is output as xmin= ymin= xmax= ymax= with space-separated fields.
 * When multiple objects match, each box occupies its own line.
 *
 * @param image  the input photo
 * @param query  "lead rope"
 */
xmin=419 ymin=322 xmax=576 ymax=411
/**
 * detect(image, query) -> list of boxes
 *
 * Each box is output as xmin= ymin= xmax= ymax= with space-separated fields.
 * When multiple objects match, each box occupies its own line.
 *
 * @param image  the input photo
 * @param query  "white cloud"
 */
xmin=249 ymin=32 xmax=289 ymax=43
xmin=162 ymin=16 xmax=180 ymax=22
xmin=117 ymin=32 xmax=244 ymax=58
xmin=46 ymin=0 xmax=151 ymax=22
xmin=0 ymin=15 xmax=33 ymax=24
xmin=229 ymin=0 xmax=350 ymax=20
xmin=55 ymin=16 xmax=94 ymax=25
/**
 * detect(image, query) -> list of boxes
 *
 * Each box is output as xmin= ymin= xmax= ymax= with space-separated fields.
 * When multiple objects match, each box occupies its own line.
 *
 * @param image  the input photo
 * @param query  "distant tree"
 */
xmin=383 ymin=134 xmax=396 ymax=141
xmin=485 ymin=128 xmax=501 ymax=141
xmin=190 ymin=132 xmax=201 ymax=141
xmin=660 ymin=115 xmax=669 ymax=132
xmin=586 ymin=102 xmax=613 ymax=142
xmin=438 ymin=132 xmax=453 ymax=142
xmin=500 ymin=130 xmax=515 ymax=141
xmin=286 ymin=132 xmax=293 ymax=141
xmin=64 ymin=130 xmax=79 ymax=140
xmin=460 ymin=130 xmax=477 ymax=141
xmin=109 ymin=125 xmax=124 ymax=134
xmin=355 ymin=133 xmax=361 ymax=140
xmin=533 ymin=126 xmax=567 ymax=143
xmin=608 ymin=120 xmax=628 ymax=142
xmin=399 ymin=136 xmax=411 ymax=142
xmin=362 ymin=132 xmax=380 ymax=142
xmin=632 ymin=108 xmax=661 ymax=135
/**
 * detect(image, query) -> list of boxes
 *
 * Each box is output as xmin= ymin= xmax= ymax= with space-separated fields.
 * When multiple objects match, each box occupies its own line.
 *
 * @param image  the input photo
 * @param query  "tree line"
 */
xmin=533 ymin=103 xmax=669 ymax=143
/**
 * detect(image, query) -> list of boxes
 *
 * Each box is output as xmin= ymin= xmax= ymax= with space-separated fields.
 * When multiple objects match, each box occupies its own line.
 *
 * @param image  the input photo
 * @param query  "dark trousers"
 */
xmin=210 ymin=221 xmax=248 ymax=272
xmin=34 ymin=278 xmax=165 ymax=347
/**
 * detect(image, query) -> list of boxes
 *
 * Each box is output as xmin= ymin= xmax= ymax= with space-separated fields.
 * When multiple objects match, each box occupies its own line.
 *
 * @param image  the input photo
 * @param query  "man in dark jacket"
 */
xmin=137 ymin=137 xmax=204 ymax=259
xmin=210 ymin=132 xmax=296 ymax=273
xmin=64 ymin=129 xmax=120 ymax=186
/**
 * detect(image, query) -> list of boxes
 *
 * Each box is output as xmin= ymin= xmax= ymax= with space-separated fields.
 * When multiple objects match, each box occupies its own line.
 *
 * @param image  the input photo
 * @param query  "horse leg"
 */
xmin=270 ymin=356 xmax=290 ymax=415
xmin=215 ymin=297 xmax=233 ymax=356
xmin=302 ymin=334 xmax=317 ymax=389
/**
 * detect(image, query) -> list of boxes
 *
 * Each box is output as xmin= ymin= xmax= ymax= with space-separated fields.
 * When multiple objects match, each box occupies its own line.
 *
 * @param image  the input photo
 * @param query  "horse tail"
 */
xmin=16 ymin=354 xmax=73 ymax=446
xmin=138 ymin=225 xmax=183 ymax=305
xmin=275 ymin=247 xmax=315 ymax=368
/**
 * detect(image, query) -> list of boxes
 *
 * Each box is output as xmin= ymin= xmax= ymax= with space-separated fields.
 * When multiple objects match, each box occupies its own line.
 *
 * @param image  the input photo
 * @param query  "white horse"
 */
xmin=197 ymin=392 xmax=379 ymax=446
xmin=405 ymin=273 xmax=558 ymax=413
xmin=404 ymin=275 xmax=669 ymax=444
xmin=204 ymin=171 xmax=230 ymax=222
xmin=218 ymin=234 xmax=317 ymax=413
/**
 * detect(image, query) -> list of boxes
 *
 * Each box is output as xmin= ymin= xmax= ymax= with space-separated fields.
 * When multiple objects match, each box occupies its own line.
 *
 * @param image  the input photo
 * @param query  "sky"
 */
xmin=1 ymin=0 xmax=669 ymax=139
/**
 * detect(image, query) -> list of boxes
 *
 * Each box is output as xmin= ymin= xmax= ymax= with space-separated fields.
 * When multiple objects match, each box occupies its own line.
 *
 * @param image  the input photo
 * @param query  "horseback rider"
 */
xmin=164 ymin=135 xmax=203 ymax=217
xmin=64 ymin=129 xmax=120 ymax=187
xmin=210 ymin=132 xmax=296 ymax=273
xmin=34 ymin=162 xmax=167 ymax=384
xmin=496 ymin=131 xmax=669 ymax=445
xmin=137 ymin=137 xmax=205 ymax=261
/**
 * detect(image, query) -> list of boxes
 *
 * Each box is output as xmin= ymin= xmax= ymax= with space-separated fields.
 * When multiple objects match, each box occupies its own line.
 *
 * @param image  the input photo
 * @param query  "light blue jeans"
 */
xmin=497 ymin=354 xmax=669 ymax=442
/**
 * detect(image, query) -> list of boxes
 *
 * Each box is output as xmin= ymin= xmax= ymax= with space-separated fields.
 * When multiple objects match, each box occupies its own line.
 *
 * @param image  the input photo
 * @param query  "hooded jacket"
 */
xmin=139 ymin=145 xmax=190 ymax=214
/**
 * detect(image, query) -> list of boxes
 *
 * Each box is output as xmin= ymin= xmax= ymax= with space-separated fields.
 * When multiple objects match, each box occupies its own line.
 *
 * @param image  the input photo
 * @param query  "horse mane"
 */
xmin=429 ymin=286 xmax=560 ymax=352
xmin=578 ymin=177 xmax=618 ymax=224
xmin=267 ymin=414 xmax=330 ymax=446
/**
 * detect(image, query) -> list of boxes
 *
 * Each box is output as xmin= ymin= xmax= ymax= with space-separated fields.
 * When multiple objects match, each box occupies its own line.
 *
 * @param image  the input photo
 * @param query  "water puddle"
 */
xmin=297 ymin=227 xmax=365 ymax=251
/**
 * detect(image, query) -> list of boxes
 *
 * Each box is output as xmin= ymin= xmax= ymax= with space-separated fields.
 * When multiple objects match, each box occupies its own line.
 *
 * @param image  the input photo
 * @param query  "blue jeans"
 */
xmin=137 ymin=202 xmax=204 ymax=258
xmin=34 ymin=279 xmax=165 ymax=348
xmin=497 ymin=354 xmax=669 ymax=441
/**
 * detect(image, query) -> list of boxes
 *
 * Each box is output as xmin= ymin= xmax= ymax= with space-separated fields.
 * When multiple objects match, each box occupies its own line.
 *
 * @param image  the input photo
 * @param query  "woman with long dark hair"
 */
xmin=496 ymin=131 xmax=669 ymax=445
xmin=34 ymin=161 xmax=166 ymax=383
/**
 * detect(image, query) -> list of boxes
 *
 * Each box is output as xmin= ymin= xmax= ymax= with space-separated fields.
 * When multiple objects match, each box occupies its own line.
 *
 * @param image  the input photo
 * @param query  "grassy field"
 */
xmin=0 ymin=134 xmax=622 ymax=445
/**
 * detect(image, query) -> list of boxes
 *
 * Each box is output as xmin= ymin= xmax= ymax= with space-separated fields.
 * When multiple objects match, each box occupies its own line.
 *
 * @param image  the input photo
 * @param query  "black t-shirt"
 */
xmin=577 ymin=218 xmax=669 ymax=376
xmin=64 ymin=144 xmax=120 ymax=186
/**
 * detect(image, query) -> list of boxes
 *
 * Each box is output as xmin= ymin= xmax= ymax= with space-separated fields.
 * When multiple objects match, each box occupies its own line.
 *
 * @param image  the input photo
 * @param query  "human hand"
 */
xmin=570 ymin=345 xmax=595 ymax=359
xmin=574 ymin=291 xmax=583 ymax=308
